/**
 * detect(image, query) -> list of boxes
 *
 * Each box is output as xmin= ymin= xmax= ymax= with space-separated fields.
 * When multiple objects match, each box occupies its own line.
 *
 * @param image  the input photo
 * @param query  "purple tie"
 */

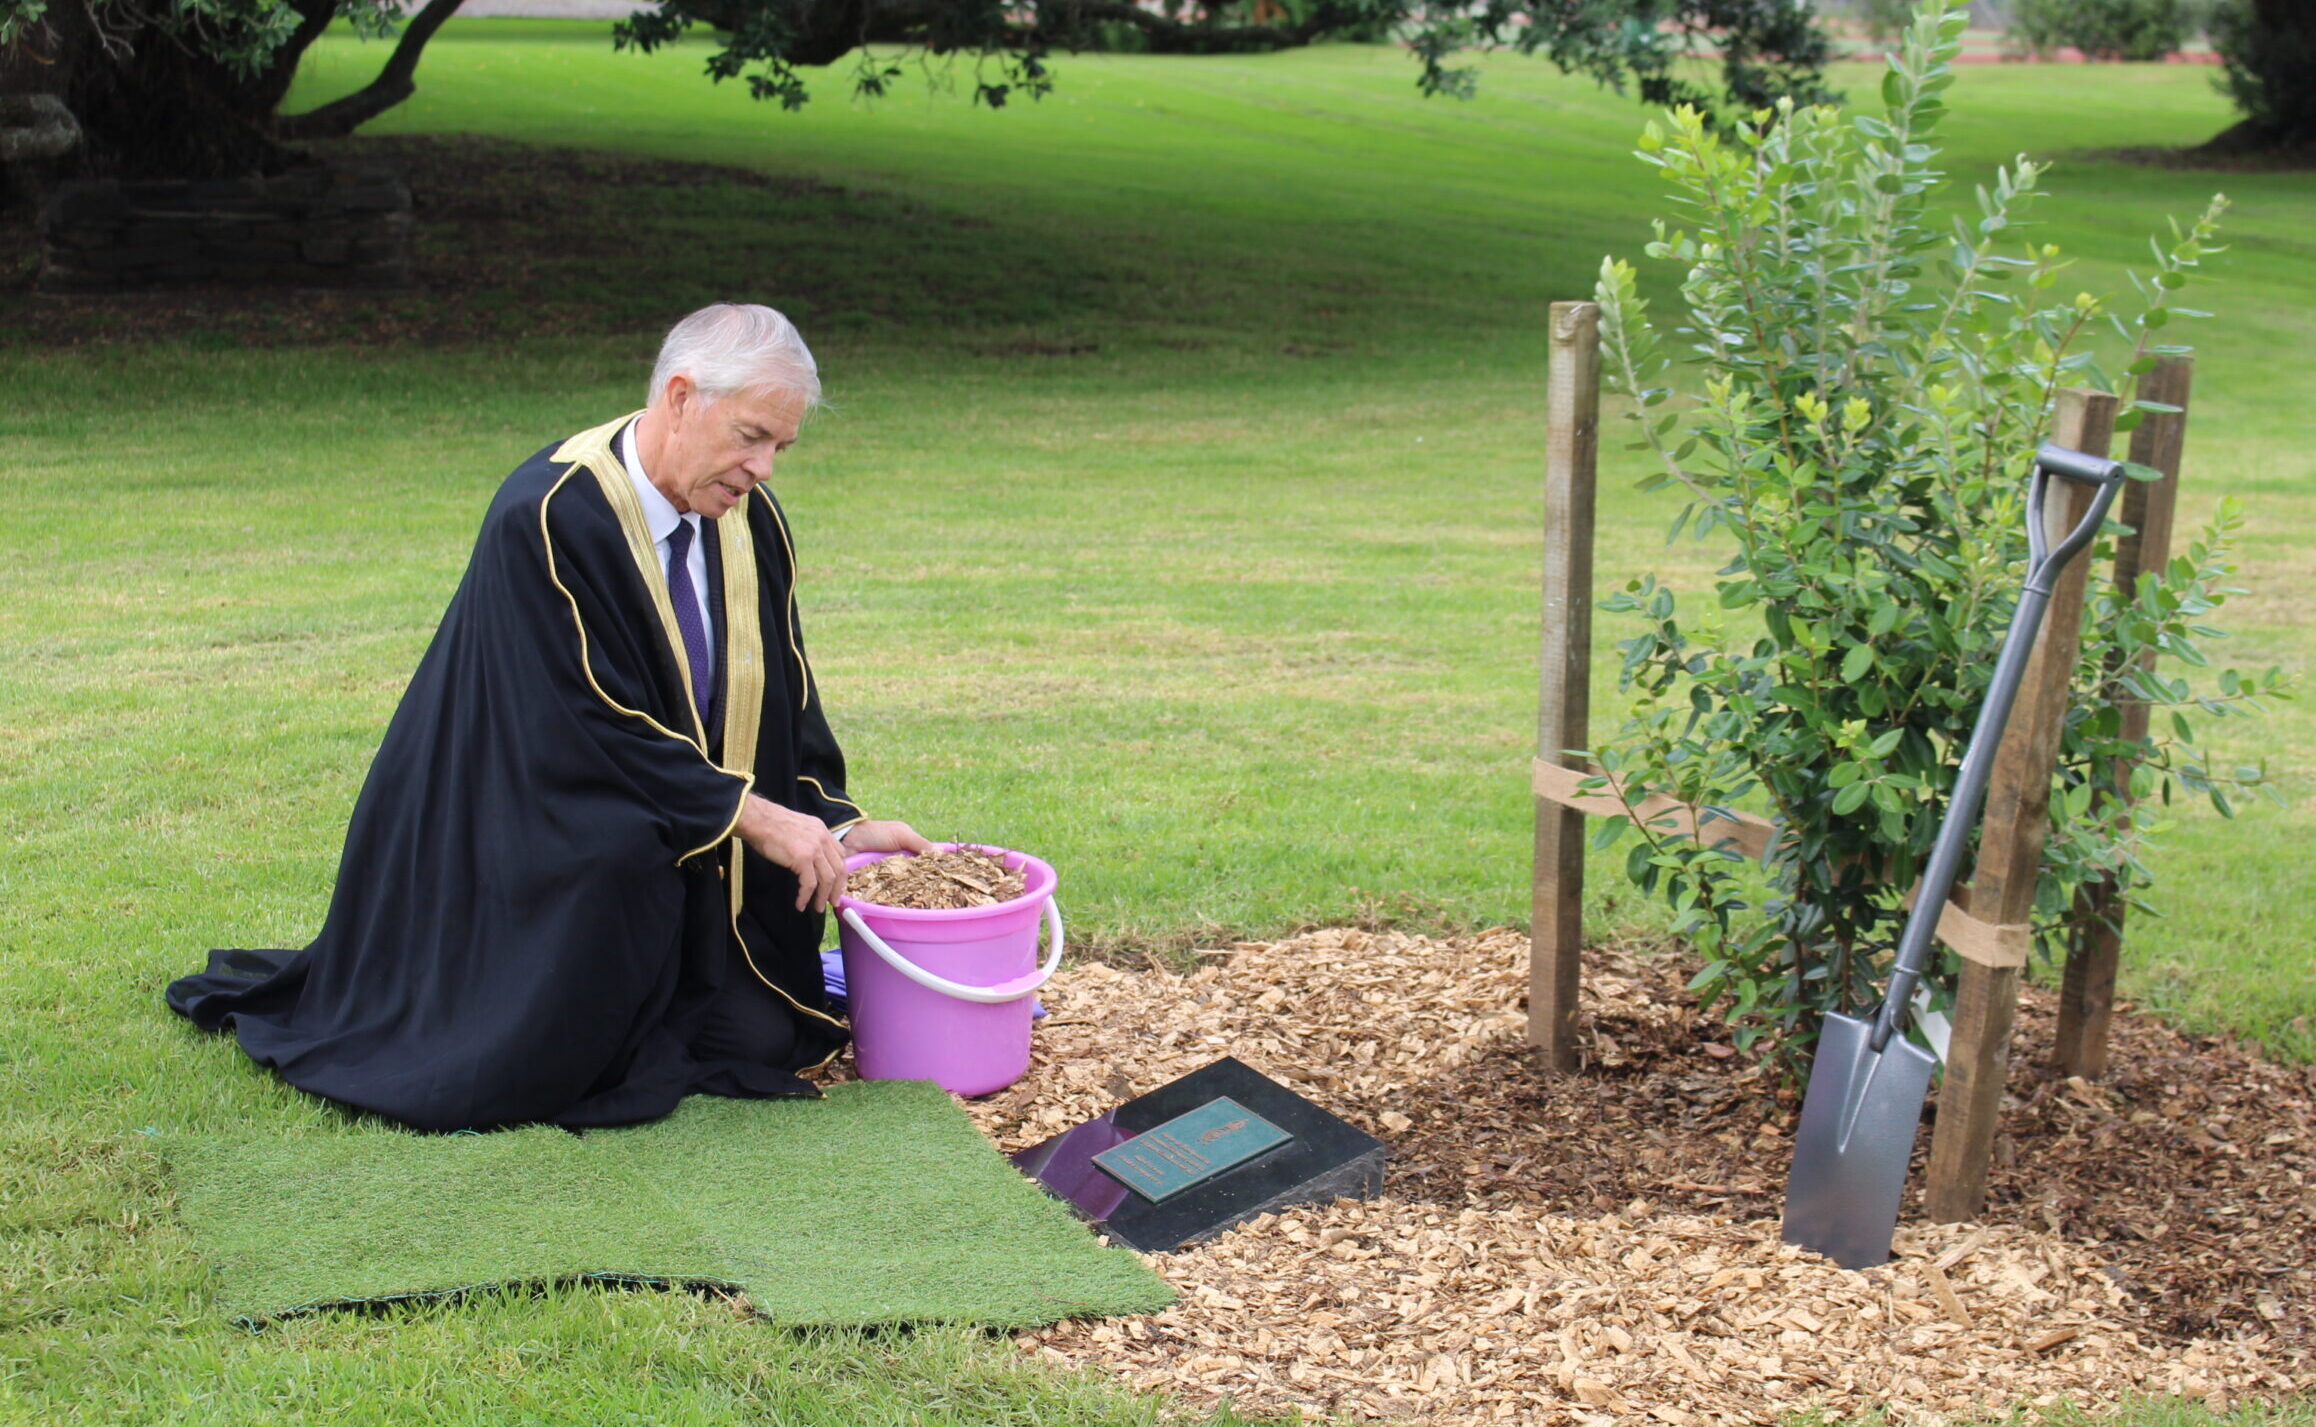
xmin=664 ymin=519 xmax=714 ymax=728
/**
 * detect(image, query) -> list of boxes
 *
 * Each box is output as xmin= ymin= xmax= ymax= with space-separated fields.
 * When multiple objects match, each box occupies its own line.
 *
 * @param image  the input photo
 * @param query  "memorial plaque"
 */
xmin=1090 ymin=1097 xmax=1290 ymax=1203
xmin=1012 ymin=1057 xmax=1386 ymax=1252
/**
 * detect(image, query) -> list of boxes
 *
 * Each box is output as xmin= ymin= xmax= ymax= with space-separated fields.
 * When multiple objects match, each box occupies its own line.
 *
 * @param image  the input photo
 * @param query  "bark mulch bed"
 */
xmin=941 ymin=928 xmax=2312 ymax=1424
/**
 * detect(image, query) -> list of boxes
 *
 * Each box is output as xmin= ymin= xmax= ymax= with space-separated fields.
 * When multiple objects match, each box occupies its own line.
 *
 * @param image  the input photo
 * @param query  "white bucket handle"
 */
xmin=839 ymin=897 xmax=1064 ymax=1006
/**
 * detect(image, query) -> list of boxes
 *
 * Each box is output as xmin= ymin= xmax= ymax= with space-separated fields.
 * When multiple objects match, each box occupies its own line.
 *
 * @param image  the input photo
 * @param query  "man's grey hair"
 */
xmin=648 ymin=303 xmax=822 ymax=410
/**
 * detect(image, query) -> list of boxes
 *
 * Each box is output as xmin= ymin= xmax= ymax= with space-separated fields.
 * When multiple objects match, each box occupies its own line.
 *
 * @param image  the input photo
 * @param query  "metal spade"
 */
xmin=1780 ymin=442 xmax=2127 ymax=1270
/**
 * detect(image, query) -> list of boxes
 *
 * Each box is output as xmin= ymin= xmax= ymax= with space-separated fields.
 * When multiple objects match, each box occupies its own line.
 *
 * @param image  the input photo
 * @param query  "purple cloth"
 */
xmin=664 ymin=519 xmax=714 ymax=727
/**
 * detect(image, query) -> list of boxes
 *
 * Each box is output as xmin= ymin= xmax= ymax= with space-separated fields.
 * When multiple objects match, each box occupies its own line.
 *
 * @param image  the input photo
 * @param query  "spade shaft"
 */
xmin=1781 ymin=444 xmax=2126 ymax=1269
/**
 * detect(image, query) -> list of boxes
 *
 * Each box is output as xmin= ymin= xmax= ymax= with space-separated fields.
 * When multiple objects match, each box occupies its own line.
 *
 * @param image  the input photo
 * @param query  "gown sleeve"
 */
xmin=509 ymin=469 xmax=755 ymax=862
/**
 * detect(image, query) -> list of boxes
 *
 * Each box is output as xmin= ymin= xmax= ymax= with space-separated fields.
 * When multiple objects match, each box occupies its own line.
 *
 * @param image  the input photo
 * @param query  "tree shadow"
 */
xmin=0 ymin=134 xmax=1143 ymax=351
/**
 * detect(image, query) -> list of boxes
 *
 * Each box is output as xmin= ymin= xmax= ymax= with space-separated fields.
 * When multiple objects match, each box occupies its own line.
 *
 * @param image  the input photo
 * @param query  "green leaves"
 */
xmin=77 ymin=0 xmax=312 ymax=79
xmin=0 ymin=0 xmax=48 ymax=48
xmin=1592 ymin=0 xmax=2260 ymax=1075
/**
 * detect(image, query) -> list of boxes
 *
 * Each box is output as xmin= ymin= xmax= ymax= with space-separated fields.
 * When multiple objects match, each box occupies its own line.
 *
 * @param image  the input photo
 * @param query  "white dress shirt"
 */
xmin=618 ymin=421 xmax=716 ymax=653
xmin=616 ymin=421 xmax=851 ymax=839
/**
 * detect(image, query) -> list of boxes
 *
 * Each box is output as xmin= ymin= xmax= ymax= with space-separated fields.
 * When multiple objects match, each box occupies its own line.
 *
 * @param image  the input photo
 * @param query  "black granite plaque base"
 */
xmin=1011 ymin=1057 xmax=1386 ymax=1252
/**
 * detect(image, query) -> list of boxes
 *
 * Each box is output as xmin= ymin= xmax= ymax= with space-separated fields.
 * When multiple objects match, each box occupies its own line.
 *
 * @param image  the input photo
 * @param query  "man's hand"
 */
xmin=735 ymin=795 xmax=847 ymax=912
xmin=844 ymin=820 xmax=934 ymax=857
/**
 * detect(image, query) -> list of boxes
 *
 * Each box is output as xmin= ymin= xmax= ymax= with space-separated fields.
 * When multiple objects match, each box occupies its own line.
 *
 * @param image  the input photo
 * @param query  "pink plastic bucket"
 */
xmin=835 ymin=844 xmax=1062 ymax=1098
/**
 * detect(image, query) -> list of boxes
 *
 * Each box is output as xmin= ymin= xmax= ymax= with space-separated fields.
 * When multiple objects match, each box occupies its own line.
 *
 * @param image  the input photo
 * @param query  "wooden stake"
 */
xmin=2054 ymin=357 xmax=2193 ymax=1080
xmin=1531 ymin=300 xmax=1601 ymax=1070
xmin=1926 ymin=389 xmax=2119 ymax=1224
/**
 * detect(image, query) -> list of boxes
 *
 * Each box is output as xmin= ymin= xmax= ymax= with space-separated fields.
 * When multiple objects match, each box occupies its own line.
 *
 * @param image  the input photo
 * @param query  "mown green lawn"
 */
xmin=2 ymin=25 xmax=2309 ymax=1425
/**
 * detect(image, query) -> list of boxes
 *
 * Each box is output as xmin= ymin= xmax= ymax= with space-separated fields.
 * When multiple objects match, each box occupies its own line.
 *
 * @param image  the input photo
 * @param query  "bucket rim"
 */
xmin=834 ymin=842 xmax=1056 ymax=923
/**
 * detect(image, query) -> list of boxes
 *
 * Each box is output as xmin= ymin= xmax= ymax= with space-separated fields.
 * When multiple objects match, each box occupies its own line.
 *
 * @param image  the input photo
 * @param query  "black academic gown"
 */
xmin=168 ymin=415 xmax=858 ymax=1131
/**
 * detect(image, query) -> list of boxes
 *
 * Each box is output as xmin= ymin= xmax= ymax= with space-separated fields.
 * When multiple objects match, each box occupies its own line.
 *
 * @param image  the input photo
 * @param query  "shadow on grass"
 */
xmin=0 ymin=135 xmax=1142 ymax=351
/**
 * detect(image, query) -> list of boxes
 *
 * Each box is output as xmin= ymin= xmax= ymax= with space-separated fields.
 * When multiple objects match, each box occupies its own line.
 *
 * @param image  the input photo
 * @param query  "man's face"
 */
xmin=656 ymin=377 xmax=809 ymax=519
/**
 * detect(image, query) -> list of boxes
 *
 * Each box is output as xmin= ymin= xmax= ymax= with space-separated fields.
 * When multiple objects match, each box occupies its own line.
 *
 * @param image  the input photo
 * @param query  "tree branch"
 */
xmin=276 ymin=0 xmax=467 ymax=140
xmin=242 ymin=0 xmax=351 ymax=117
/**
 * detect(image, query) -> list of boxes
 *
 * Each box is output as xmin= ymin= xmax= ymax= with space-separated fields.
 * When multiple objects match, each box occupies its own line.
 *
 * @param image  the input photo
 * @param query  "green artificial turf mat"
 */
xmin=167 ymin=1080 xmax=1173 ymax=1327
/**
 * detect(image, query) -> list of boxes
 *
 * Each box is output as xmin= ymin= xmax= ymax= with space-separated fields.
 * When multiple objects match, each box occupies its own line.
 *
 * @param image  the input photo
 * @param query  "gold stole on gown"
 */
xmin=550 ymin=416 xmax=840 ymax=1033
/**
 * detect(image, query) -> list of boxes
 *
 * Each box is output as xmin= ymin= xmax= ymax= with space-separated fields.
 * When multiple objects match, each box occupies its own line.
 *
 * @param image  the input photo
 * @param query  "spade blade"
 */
xmin=1780 ymin=1010 xmax=1939 ymax=1270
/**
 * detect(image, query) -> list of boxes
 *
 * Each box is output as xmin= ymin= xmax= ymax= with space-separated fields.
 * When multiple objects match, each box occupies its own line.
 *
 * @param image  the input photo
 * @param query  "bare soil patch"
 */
xmin=946 ymin=928 xmax=2313 ymax=1423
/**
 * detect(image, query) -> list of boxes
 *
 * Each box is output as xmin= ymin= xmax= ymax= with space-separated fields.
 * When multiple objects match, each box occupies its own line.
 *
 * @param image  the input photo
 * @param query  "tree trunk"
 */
xmin=3 ymin=0 xmax=351 ymax=179
xmin=2205 ymin=0 xmax=2316 ymax=151
xmin=8 ymin=6 xmax=286 ymax=178
xmin=73 ymin=50 xmax=285 ymax=178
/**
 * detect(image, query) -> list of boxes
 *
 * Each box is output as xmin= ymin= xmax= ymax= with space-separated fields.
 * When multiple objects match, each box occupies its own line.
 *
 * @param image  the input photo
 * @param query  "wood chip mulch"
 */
xmin=843 ymin=847 xmax=1027 ymax=910
xmin=942 ymin=927 xmax=2312 ymax=1424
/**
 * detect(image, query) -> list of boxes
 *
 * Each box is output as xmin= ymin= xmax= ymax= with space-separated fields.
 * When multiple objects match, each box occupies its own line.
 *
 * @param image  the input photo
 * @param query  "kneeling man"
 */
xmin=169 ymin=304 xmax=928 ymax=1131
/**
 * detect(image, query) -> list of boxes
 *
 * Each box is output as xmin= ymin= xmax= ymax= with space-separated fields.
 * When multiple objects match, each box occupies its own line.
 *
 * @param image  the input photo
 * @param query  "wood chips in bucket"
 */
xmin=844 ymin=847 xmax=1026 ymax=910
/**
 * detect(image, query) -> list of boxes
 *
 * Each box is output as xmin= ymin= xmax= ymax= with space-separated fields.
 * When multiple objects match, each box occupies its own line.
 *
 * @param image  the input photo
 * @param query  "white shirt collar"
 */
xmin=618 ymin=419 xmax=691 ymax=545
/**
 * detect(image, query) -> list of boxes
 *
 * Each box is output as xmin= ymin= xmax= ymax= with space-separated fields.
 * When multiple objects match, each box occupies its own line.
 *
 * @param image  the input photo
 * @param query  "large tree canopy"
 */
xmin=1 ymin=0 xmax=1837 ymax=181
xmin=2205 ymin=0 xmax=2315 ymax=151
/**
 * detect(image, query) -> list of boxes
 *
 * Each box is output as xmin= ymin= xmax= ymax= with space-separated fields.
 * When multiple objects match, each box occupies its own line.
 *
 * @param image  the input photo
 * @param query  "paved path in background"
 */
xmin=444 ymin=0 xmax=651 ymax=17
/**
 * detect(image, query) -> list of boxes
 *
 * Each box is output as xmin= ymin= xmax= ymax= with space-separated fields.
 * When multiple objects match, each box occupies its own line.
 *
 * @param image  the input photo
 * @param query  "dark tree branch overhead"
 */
xmin=10 ymin=0 xmax=2308 ymax=182
xmin=5 ymin=0 xmax=1848 ymax=179
xmin=254 ymin=0 xmax=356 ymax=117
xmin=277 ymin=0 xmax=469 ymax=140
